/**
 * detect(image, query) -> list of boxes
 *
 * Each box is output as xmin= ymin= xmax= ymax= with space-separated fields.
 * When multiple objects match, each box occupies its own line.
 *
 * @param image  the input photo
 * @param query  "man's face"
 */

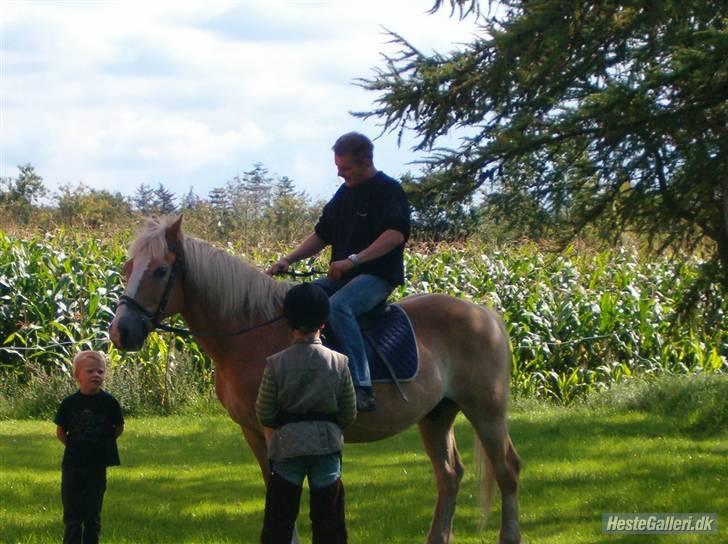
xmin=335 ymin=154 xmax=370 ymax=187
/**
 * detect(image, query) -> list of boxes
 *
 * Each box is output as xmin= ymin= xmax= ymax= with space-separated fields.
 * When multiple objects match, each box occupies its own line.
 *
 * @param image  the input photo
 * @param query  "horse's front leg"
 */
xmin=240 ymin=426 xmax=301 ymax=544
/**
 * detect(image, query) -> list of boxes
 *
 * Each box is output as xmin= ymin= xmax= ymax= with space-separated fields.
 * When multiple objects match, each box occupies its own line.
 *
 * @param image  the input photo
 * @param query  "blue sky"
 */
xmin=1 ymin=1 xmax=480 ymax=202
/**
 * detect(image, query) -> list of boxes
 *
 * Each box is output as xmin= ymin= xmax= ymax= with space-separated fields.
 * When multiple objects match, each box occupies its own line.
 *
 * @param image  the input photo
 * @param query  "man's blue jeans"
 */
xmin=314 ymin=274 xmax=392 ymax=387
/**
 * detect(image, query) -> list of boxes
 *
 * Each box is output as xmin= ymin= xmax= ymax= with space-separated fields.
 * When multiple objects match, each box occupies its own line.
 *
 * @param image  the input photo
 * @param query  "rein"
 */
xmin=279 ymin=268 xmax=324 ymax=278
xmin=154 ymin=315 xmax=285 ymax=338
xmin=117 ymin=242 xmax=285 ymax=339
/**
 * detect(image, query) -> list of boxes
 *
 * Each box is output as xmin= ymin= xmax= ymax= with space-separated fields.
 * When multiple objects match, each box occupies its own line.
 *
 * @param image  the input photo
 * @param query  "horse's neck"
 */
xmin=179 ymin=281 xmax=285 ymax=365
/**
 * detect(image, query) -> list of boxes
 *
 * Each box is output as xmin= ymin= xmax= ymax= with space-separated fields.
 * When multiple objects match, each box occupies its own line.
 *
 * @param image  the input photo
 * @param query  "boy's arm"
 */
xmin=114 ymin=424 xmax=124 ymax=439
xmin=255 ymin=365 xmax=279 ymax=428
xmin=337 ymin=367 xmax=357 ymax=429
xmin=56 ymin=425 xmax=67 ymax=445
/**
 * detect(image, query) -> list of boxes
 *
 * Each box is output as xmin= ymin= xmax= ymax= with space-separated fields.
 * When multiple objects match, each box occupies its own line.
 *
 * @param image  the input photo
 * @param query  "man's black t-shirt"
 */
xmin=54 ymin=390 xmax=124 ymax=469
xmin=315 ymin=171 xmax=410 ymax=286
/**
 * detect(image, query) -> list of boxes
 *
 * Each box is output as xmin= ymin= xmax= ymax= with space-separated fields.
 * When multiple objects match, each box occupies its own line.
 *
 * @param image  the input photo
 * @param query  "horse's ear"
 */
xmin=165 ymin=215 xmax=183 ymax=245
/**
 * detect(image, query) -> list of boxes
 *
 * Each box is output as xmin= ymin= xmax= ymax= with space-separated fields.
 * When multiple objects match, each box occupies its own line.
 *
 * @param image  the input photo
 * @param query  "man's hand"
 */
xmin=328 ymin=259 xmax=354 ymax=281
xmin=267 ymin=258 xmax=290 ymax=276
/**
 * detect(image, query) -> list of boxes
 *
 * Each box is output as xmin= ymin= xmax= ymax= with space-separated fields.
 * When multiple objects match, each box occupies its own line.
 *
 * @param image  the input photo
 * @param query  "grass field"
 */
xmin=1 ymin=398 xmax=725 ymax=544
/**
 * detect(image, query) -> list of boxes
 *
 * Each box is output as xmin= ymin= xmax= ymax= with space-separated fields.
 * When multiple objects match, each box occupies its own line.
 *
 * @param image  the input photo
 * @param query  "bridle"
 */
xmin=116 ymin=242 xmax=283 ymax=338
xmin=116 ymin=242 xmax=186 ymax=334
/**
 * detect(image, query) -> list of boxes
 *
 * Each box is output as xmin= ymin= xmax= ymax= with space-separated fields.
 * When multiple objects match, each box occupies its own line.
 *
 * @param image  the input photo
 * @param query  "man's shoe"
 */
xmin=355 ymin=387 xmax=376 ymax=412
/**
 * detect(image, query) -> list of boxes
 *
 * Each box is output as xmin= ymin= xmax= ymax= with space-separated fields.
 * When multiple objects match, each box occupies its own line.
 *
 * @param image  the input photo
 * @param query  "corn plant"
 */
xmin=2 ymin=230 xmax=726 ymax=404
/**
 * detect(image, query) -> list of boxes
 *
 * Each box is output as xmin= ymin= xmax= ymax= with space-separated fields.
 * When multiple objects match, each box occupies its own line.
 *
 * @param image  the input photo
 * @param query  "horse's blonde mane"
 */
xmin=129 ymin=217 xmax=289 ymax=320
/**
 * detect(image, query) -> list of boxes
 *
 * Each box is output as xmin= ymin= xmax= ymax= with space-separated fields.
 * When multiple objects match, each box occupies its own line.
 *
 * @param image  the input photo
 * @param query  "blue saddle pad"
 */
xmin=323 ymin=304 xmax=419 ymax=383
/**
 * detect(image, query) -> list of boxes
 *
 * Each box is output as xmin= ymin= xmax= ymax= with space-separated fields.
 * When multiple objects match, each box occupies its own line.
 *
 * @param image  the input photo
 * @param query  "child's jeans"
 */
xmin=271 ymin=453 xmax=341 ymax=489
xmin=61 ymin=466 xmax=106 ymax=544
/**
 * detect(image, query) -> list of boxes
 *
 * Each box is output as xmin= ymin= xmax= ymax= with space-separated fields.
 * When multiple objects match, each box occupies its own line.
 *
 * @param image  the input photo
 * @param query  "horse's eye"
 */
xmin=153 ymin=267 xmax=168 ymax=279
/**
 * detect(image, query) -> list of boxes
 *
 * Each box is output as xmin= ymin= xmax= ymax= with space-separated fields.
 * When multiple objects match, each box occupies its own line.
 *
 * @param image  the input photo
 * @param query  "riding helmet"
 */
xmin=283 ymin=282 xmax=330 ymax=331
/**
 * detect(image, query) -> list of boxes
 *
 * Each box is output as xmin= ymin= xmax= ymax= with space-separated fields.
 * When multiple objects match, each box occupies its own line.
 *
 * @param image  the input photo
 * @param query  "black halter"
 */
xmin=116 ymin=242 xmax=284 ymax=338
xmin=117 ymin=242 xmax=185 ymax=333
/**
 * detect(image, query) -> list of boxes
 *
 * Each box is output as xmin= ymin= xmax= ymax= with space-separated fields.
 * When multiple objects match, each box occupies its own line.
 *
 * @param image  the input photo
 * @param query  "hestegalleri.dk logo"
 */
xmin=602 ymin=513 xmax=717 ymax=534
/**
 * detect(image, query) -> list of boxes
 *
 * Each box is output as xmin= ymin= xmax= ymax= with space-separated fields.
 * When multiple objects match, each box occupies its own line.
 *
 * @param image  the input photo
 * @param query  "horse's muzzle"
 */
xmin=109 ymin=311 xmax=151 ymax=351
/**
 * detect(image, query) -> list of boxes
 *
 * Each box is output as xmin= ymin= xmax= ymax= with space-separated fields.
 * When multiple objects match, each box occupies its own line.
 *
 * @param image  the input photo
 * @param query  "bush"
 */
xmin=0 ymin=357 xmax=219 ymax=420
xmin=0 ymin=366 xmax=75 ymax=420
xmin=585 ymin=374 xmax=728 ymax=435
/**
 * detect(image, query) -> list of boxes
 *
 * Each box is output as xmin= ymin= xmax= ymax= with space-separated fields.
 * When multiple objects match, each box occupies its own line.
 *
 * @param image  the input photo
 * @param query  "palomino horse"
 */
xmin=109 ymin=216 xmax=522 ymax=544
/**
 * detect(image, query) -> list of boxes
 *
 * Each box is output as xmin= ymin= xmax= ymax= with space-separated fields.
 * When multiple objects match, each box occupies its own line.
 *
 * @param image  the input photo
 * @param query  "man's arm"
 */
xmin=328 ymin=229 xmax=405 ymax=281
xmin=267 ymin=233 xmax=328 ymax=276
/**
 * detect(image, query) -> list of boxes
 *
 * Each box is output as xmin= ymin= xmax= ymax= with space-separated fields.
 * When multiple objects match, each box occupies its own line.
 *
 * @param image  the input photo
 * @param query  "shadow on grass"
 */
xmin=2 ymin=408 xmax=725 ymax=543
xmin=505 ymin=410 xmax=725 ymax=543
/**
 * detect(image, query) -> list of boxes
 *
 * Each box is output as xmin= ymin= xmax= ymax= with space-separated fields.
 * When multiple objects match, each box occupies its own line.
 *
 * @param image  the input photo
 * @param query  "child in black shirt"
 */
xmin=54 ymin=350 xmax=124 ymax=544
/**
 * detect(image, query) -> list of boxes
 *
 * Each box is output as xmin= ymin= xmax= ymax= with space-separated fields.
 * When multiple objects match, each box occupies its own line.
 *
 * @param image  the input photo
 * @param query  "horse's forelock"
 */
xmin=128 ymin=217 xmax=178 ymax=262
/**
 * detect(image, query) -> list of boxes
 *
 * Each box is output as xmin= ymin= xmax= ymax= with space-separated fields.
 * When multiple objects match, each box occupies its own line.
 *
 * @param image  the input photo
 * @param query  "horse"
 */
xmin=109 ymin=216 xmax=522 ymax=544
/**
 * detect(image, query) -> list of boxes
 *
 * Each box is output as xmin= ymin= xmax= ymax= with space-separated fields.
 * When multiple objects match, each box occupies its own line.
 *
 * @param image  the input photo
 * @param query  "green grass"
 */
xmin=1 ymin=399 xmax=725 ymax=543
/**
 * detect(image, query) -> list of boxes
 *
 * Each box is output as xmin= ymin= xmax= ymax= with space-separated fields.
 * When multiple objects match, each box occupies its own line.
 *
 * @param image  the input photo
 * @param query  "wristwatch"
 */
xmin=347 ymin=253 xmax=360 ymax=266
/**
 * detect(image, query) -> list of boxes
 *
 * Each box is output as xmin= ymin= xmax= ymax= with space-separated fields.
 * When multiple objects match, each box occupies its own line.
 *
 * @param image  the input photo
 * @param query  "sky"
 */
xmin=1 ymin=1 xmax=481 ymax=203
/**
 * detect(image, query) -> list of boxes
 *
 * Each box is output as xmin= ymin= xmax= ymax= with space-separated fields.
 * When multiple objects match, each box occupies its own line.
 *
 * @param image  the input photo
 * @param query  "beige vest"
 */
xmin=265 ymin=342 xmax=351 ymax=461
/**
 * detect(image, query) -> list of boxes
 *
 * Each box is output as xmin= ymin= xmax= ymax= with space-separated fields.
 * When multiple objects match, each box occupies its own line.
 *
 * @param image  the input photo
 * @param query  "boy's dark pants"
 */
xmin=261 ymin=472 xmax=347 ymax=544
xmin=61 ymin=466 xmax=107 ymax=544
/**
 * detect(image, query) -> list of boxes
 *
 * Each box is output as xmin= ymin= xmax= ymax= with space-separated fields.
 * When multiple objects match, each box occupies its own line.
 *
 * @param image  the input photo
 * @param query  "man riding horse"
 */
xmin=267 ymin=131 xmax=411 ymax=412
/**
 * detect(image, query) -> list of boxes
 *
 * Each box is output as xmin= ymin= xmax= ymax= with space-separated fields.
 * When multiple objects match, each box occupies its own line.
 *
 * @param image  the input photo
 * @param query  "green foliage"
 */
xmin=2 ymin=229 xmax=726 ymax=407
xmin=586 ymin=374 xmax=728 ymax=436
xmin=55 ymin=182 xmax=133 ymax=229
xmin=396 ymin=242 xmax=727 ymax=402
xmin=0 ymin=230 xmax=124 ymax=373
xmin=359 ymin=0 xmax=728 ymax=285
xmin=131 ymin=183 xmax=157 ymax=215
xmin=0 ymin=366 xmax=75 ymax=420
xmin=402 ymin=170 xmax=480 ymax=241
xmin=0 ymin=164 xmax=47 ymax=224
xmin=0 ymin=230 xmax=213 ymax=387
xmin=0 ymin=352 xmax=216 ymax=420
xmin=195 ymin=164 xmax=320 ymax=247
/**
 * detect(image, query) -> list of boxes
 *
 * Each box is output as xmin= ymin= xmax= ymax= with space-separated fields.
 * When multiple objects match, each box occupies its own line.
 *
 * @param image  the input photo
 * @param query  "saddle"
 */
xmin=322 ymin=302 xmax=419 ymax=397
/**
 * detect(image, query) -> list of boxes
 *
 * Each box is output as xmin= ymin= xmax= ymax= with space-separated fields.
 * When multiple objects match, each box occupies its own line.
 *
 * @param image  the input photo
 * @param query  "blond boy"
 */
xmin=54 ymin=351 xmax=124 ymax=544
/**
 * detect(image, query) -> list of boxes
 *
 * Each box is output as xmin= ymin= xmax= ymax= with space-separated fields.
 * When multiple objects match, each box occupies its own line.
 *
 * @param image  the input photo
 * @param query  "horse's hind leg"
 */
xmin=417 ymin=399 xmax=464 ymax=544
xmin=460 ymin=408 xmax=521 ymax=544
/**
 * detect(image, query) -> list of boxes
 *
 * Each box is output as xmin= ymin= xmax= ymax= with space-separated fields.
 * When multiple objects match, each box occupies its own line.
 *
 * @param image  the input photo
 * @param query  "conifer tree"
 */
xmin=359 ymin=0 xmax=728 ymax=285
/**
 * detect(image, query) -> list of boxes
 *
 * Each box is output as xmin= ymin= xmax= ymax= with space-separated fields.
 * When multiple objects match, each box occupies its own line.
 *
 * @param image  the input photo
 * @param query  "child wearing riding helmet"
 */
xmin=255 ymin=282 xmax=357 ymax=544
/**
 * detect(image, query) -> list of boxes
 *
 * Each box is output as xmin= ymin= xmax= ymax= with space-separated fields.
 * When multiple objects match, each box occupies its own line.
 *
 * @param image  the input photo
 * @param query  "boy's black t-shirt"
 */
xmin=314 ymin=171 xmax=411 ymax=286
xmin=54 ymin=390 xmax=124 ymax=469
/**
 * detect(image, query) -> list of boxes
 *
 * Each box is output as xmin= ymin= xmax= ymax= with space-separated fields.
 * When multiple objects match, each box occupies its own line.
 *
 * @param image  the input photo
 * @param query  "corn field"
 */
xmin=1 ymin=229 xmax=726 ymax=404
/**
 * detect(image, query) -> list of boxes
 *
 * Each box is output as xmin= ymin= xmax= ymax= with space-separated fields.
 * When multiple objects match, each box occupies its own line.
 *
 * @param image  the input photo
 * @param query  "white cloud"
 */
xmin=1 ymin=1 xmax=479 ymax=200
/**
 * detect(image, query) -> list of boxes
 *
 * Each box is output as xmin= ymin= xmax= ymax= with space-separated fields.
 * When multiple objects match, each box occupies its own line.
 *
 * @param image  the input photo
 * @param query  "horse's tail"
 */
xmin=474 ymin=435 xmax=496 ymax=529
xmin=474 ymin=433 xmax=522 ymax=530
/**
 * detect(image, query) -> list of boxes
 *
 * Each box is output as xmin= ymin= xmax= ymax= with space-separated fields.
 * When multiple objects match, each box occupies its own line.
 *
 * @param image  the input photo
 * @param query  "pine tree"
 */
xmin=153 ymin=183 xmax=177 ymax=215
xmin=180 ymin=186 xmax=200 ymax=210
xmin=271 ymin=175 xmax=309 ymax=243
xmin=358 ymin=0 xmax=728 ymax=285
xmin=132 ymin=183 xmax=156 ymax=216
xmin=242 ymin=163 xmax=273 ymax=222
xmin=208 ymin=186 xmax=233 ymax=237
